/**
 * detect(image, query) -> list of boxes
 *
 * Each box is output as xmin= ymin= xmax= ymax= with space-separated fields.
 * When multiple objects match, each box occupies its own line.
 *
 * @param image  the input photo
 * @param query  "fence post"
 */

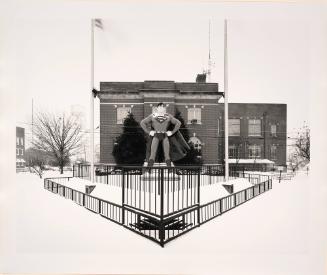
xmin=159 ymin=168 xmax=165 ymax=246
xmin=106 ymin=166 xmax=109 ymax=185
xmin=197 ymin=168 xmax=201 ymax=226
xmin=122 ymin=168 xmax=125 ymax=225
xmin=279 ymin=170 xmax=282 ymax=183
xmin=73 ymin=165 xmax=75 ymax=177
xmin=219 ymin=198 xmax=223 ymax=214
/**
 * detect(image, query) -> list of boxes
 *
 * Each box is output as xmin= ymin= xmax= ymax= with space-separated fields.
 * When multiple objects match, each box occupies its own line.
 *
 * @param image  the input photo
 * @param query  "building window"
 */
xmin=20 ymin=138 xmax=24 ymax=146
xmin=270 ymin=145 xmax=277 ymax=160
xmin=248 ymin=119 xmax=261 ymax=136
xmin=229 ymin=145 xmax=240 ymax=159
xmin=16 ymin=149 xmax=19 ymax=156
xmin=248 ymin=145 xmax=261 ymax=159
xmin=189 ymin=137 xmax=202 ymax=152
xmin=229 ymin=119 xmax=240 ymax=136
xmin=20 ymin=149 xmax=24 ymax=155
xmin=271 ymin=124 xmax=277 ymax=137
xmin=117 ymin=107 xmax=131 ymax=124
xmin=187 ymin=108 xmax=201 ymax=124
xmin=16 ymin=137 xmax=19 ymax=145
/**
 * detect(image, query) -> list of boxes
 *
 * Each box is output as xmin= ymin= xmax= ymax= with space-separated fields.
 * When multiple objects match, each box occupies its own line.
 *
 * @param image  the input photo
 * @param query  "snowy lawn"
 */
xmin=44 ymin=173 xmax=255 ymax=206
xmin=0 ymin=170 xmax=317 ymax=275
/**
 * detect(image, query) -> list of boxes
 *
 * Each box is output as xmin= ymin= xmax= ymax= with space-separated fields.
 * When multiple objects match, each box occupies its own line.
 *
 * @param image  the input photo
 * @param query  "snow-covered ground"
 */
xmin=0 ymin=170 xmax=325 ymax=275
xmin=46 ymin=175 xmax=253 ymax=207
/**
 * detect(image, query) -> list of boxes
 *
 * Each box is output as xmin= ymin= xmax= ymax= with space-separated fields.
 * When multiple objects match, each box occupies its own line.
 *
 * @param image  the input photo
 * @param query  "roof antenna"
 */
xmin=206 ymin=20 xmax=214 ymax=82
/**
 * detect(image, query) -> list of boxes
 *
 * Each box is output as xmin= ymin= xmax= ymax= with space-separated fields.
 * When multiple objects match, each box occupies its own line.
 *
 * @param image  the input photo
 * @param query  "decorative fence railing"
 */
xmin=72 ymin=164 xmax=252 ymax=187
xmin=45 ymin=165 xmax=272 ymax=247
xmin=199 ymin=179 xmax=272 ymax=225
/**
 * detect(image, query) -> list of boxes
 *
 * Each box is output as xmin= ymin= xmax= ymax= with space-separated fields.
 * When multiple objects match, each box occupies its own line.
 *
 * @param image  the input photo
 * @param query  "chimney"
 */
xmin=196 ymin=73 xmax=206 ymax=83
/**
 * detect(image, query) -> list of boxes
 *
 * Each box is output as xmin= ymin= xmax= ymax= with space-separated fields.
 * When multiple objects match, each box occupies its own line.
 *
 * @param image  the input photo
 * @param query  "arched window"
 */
xmin=189 ymin=137 xmax=202 ymax=152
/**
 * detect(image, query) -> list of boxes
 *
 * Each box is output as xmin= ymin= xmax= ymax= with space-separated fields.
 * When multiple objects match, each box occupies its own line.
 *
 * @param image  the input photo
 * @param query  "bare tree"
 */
xmin=295 ymin=124 xmax=310 ymax=162
xmin=32 ymin=111 xmax=83 ymax=174
xmin=287 ymin=152 xmax=303 ymax=172
xmin=25 ymin=148 xmax=47 ymax=178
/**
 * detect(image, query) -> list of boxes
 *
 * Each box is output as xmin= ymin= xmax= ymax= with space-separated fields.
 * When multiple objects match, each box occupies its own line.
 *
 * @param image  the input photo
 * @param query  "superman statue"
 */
xmin=140 ymin=103 xmax=190 ymax=167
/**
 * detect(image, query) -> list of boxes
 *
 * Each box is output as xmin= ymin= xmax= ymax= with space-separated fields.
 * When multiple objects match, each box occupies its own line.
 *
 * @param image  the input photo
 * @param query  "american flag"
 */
xmin=94 ymin=18 xmax=103 ymax=29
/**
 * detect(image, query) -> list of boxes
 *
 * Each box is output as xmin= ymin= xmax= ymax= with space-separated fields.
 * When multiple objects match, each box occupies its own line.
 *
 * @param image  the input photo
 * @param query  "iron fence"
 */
xmin=45 ymin=166 xmax=272 ymax=247
xmin=199 ymin=179 xmax=272 ymax=225
xmin=73 ymin=164 xmax=246 ymax=188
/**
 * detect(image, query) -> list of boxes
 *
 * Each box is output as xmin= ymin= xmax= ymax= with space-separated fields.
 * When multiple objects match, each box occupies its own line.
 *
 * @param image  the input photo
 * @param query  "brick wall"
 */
xmin=98 ymin=81 xmax=286 ymax=166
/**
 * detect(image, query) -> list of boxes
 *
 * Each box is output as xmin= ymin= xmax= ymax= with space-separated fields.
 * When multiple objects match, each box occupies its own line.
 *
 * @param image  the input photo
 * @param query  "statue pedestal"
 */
xmin=141 ymin=162 xmax=180 ymax=182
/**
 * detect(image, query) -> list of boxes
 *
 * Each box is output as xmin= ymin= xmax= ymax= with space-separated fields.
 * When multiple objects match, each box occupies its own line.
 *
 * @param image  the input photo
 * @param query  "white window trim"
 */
xmin=248 ymin=119 xmax=262 ymax=137
xmin=270 ymin=144 xmax=277 ymax=160
xmin=187 ymin=108 xmax=202 ymax=124
xmin=229 ymin=145 xmax=240 ymax=158
xmin=228 ymin=118 xmax=241 ymax=136
xmin=248 ymin=145 xmax=261 ymax=159
xmin=116 ymin=107 xmax=131 ymax=124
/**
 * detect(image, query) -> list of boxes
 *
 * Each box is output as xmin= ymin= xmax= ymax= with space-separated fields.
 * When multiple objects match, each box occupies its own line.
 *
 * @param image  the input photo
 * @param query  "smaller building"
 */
xmin=217 ymin=103 xmax=287 ymax=170
xmin=16 ymin=127 xmax=26 ymax=168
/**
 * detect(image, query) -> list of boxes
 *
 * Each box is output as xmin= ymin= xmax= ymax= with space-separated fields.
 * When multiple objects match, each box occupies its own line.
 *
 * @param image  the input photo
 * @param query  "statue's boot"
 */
xmin=145 ymin=159 xmax=155 ymax=173
xmin=165 ymin=159 xmax=172 ymax=167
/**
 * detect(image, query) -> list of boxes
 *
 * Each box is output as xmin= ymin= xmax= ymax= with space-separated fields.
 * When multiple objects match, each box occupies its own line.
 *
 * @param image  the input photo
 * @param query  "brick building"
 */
xmin=16 ymin=127 xmax=26 ymax=168
xmin=97 ymin=80 xmax=287 ymax=167
xmin=218 ymin=103 xmax=287 ymax=168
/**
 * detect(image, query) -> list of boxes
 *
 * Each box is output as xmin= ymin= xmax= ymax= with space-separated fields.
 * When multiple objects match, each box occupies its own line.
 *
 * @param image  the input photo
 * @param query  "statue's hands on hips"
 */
xmin=166 ymin=131 xmax=172 ymax=137
xmin=149 ymin=130 xmax=155 ymax=136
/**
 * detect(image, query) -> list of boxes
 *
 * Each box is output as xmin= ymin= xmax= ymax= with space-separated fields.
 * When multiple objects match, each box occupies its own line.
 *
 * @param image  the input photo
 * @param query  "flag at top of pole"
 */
xmin=94 ymin=18 xmax=103 ymax=29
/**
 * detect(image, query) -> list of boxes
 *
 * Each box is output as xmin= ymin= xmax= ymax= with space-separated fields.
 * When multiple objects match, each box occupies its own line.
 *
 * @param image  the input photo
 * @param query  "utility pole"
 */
xmin=90 ymin=18 xmax=103 ymax=183
xmin=90 ymin=19 xmax=95 ymax=183
xmin=224 ymin=19 xmax=229 ymax=182
xmin=31 ymin=98 xmax=34 ymax=145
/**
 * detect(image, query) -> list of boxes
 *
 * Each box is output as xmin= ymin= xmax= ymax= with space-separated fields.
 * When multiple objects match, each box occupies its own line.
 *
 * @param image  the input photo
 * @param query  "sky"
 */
xmin=1 ymin=0 xmax=326 ymax=153
xmin=0 ymin=1 xmax=319 ymax=135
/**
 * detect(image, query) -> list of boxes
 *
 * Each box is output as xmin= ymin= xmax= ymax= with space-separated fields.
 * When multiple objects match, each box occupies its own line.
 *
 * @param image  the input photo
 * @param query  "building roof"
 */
xmin=99 ymin=80 xmax=222 ymax=95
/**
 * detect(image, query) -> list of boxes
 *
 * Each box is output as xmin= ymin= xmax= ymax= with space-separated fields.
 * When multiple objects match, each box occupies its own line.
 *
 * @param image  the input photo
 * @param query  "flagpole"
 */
xmin=90 ymin=19 xmax=95 ymax=183
xmin=224 ymin=19 xmax=229 ymax=182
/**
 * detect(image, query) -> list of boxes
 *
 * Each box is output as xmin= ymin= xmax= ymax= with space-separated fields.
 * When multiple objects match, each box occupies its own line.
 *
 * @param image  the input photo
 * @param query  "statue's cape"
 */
xmin=168 ymin=131 xmax=190 ymax=161
xmin=146 ymin=131 xmax=190 ymax=162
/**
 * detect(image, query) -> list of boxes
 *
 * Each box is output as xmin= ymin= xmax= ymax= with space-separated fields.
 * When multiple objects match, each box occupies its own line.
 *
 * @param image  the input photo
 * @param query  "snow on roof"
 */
xmin=229 ymin=159 xmax=275 ymax=164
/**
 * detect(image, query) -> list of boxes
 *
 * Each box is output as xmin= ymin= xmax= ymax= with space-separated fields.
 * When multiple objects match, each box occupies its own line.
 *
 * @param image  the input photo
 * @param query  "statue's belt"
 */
xmin=153 ymin=132 xmax=168 ymax=141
